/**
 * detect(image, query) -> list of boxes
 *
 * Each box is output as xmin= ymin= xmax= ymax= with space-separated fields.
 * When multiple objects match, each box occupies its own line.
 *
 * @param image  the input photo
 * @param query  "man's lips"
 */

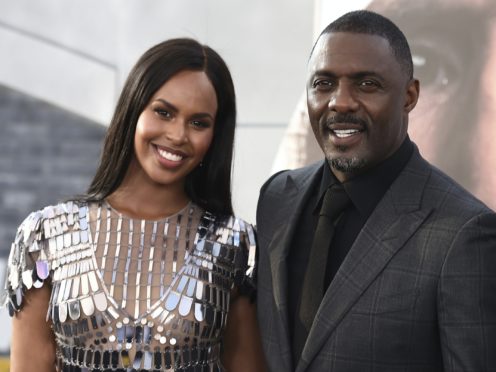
xmin=326 ymin=123 xmax=365 ymax=138
xmin=325 ymin=114 xmax=367 ymax=138
xmin=332 ymin=128 xmax=362 ymax=138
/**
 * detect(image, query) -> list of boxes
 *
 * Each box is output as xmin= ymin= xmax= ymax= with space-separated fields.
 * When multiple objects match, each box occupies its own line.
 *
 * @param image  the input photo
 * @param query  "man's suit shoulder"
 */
xmin=257 ymin=161 xmax=323 ymax=228
xmin=414 ymin=154 xmax=493 ymax=218
xmin=260 ymin=161 xmax=323 ymax=196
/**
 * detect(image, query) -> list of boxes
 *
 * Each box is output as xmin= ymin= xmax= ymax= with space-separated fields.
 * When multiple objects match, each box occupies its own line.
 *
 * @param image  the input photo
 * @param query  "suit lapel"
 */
xmin=297 ymin=151 xmax=434 ymax=372
xmin=267 ymin=162 xmax=323 ymax=369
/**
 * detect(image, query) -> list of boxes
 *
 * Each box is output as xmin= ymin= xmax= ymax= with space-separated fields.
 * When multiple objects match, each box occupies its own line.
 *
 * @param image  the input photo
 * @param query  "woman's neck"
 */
xmin=107 ymin=167 xmax=190 ymax=220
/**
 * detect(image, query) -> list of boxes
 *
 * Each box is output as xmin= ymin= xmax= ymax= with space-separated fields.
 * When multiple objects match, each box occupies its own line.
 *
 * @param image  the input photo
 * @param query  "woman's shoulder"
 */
xmin=2 ymin=200 xmax=93 ymax=312
xmin=20 ymin=200 xmax=89 ymax=221
xmin=15 ymin=200 xmax=90 ymax=243
xmin=202 ymin=211 xmax=257 ymax=272
xmin=2 ymin=200 xmax=89 ymax=312
xmin=204 ymin=211 xmax=255 ymax=240
xmin=213 ymin=215 xmax=257 ymax=295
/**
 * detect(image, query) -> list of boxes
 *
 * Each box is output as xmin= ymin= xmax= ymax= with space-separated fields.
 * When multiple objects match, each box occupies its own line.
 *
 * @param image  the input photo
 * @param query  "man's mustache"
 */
xmin=325 ymin=114 xmax=367 ymax=127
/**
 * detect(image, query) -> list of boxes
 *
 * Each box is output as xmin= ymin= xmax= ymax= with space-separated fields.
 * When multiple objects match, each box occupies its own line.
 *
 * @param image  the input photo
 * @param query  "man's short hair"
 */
xmin=316 ymin=10 xmax=414 ymax=79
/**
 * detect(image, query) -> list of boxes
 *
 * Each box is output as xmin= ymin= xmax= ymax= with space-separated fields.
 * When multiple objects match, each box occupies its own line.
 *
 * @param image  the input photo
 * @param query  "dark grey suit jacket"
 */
xmin=256 ymin=146 xmax=496 ymax=372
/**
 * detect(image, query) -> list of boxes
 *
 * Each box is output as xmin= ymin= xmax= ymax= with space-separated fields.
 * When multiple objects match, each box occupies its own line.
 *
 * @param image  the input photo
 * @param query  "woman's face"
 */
xmin=132 ymin=70 xmax=217 ymax=191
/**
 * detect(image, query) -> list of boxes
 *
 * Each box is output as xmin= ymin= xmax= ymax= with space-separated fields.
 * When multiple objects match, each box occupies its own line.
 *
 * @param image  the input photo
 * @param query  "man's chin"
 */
xmin=328 ymin=156 xmax=366 ymax=174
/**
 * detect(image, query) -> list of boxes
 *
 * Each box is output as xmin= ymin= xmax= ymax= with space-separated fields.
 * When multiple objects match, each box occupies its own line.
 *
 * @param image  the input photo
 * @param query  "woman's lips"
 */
xmin=157 ymin=147 xmax=184 ymax=161
xmin=154 ymin=145 xmax=188 ymax=168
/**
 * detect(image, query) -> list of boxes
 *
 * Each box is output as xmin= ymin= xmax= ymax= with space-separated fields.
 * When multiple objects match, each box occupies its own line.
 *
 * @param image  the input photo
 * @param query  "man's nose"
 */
xmin=328 ymin=83 xmax=359 ymax=112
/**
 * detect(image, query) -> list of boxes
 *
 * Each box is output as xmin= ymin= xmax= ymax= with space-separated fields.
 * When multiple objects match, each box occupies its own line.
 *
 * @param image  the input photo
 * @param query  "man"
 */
xmin=257 ymin=10 xmax=496 ymax=372
xmin=272 ymin=0 xmax=496 ymax=212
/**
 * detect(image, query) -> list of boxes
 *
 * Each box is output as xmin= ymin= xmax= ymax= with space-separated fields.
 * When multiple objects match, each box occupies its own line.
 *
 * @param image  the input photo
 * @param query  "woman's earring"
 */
xmin=199 ymin=161 xmax=204 ymax=168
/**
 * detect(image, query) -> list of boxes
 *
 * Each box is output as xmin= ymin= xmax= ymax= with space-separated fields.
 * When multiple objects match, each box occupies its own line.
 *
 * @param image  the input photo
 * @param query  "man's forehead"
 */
xmin=310 ymin=33 xmax=396 ymax=71
xmin=313 ymin=32 xmax=392 ymax=57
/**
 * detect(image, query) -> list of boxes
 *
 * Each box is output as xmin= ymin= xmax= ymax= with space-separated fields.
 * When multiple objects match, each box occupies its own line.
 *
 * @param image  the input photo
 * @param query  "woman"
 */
xmin=2 ymin=38 xmax=266 ymax=371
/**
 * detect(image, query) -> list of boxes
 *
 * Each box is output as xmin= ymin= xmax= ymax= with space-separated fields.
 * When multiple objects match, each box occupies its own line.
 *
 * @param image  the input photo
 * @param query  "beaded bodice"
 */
xmin=2 ymin=201 xmax=256 ymax=371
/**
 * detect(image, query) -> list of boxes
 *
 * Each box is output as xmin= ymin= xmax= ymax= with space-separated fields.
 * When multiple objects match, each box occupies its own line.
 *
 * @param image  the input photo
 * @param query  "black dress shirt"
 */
xmin=288 ymin=137 xmax=414 ymax=362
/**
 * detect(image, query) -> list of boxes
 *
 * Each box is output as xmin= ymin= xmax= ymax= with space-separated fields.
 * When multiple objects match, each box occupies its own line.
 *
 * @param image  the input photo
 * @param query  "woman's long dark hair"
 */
xmin=84 ymin=38 xmax=236 ymax=215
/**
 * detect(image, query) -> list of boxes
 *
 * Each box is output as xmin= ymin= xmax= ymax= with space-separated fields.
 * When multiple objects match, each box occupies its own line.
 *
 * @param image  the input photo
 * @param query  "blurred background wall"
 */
xmin=1 ymin=0 xmax=495 ymax=360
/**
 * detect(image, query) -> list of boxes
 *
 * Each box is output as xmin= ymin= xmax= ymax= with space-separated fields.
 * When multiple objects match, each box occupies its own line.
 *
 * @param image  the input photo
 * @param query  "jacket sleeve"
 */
xmin=438 ymin=211 xmax=496 ymax=371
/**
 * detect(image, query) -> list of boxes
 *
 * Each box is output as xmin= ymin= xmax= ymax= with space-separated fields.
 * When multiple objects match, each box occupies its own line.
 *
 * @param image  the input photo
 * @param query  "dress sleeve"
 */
xmin=232 ymin=219 xmax=257 ymax=300
xmin=1 ymin=209 xmax=50 ymax=316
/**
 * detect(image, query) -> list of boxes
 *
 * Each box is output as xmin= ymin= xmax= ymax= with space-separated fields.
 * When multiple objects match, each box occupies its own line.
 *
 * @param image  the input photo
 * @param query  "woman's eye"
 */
xmin=191 ymin=120 xmax=210 ymax=129
xmin=155 ymin=108 xmax=172 ymax=118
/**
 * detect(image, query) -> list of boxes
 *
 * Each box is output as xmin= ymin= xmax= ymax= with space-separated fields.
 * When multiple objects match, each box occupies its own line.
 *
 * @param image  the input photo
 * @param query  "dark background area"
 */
xmin=0 ymin=84 xmax=106 ymax=257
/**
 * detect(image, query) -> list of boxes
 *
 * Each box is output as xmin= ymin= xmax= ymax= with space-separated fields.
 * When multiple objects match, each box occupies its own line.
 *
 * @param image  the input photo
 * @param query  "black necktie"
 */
xmin=294 ymin=183 xmax=350 ymax=359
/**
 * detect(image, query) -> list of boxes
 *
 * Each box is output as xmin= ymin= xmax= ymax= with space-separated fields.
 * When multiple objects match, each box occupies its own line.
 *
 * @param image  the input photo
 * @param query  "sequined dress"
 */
xmin=1 ymin=200 xmax=256 ymax=372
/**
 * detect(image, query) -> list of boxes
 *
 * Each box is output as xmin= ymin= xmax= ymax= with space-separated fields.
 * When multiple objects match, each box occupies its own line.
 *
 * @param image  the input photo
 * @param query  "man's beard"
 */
xmin=328 ymin=154 xmax=366 ymax=173
xmin=319 ymin=113 xmax=368 ymax=174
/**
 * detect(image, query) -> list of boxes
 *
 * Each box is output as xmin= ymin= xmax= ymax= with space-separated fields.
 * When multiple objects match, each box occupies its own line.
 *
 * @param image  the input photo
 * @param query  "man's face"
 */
xmin=306 ymin=32 xmax=419 ymax=182
xmin=368 ymin=0 xmax=496 ymax=208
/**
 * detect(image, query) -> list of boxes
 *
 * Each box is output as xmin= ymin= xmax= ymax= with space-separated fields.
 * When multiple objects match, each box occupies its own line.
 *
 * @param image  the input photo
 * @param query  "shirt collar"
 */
xmin=314 ymin=136 xmax=414 ymax=217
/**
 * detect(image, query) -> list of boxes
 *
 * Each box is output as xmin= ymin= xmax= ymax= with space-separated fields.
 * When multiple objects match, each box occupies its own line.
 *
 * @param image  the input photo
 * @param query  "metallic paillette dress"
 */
xmin=1 ymin=200 xmax=256 ymax=371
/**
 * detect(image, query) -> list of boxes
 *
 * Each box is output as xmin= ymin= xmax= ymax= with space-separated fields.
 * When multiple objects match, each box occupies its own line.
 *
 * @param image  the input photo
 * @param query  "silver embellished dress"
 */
xmin=1 ymin=200 xmax=256 ymax=372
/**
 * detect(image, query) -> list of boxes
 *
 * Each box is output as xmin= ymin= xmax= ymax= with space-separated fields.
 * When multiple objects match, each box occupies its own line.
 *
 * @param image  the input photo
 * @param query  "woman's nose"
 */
xmin=165 ymin=120 xmax=187 ymax=144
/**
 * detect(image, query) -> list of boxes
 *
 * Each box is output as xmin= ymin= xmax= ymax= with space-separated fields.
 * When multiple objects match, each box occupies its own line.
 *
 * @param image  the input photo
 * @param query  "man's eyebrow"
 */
xmin=311 ymin=71 xmax=335 ymax=78
xmin=351 ymin=71 xmax=385 ymax=80
xmin=311 ymin=71 xmax=384 ymax=80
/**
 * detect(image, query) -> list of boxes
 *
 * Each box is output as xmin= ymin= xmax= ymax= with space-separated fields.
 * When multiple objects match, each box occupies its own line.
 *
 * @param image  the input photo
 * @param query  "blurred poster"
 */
xmin=274 ymin=0 xmax=496 ymax=211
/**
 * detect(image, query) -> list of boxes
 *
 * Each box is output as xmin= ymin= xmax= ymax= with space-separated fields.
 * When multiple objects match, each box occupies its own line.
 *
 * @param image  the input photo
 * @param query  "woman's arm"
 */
xmin=10 ymin=285 xmax=56 ymax=372
xmin=222 ymin=295 xmax=267 ymax=372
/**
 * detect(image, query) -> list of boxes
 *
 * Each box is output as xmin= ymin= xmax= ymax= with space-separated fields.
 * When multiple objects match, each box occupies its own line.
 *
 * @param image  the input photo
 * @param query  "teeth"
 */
xmin=334 ymin=129 xmax=359 ymax=138
xmin=157 ymin=148 xmax=183 ymax=161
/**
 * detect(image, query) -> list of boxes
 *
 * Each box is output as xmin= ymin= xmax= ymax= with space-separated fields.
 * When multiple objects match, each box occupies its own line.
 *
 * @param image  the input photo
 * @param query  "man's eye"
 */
xmin=356 ymin=80 xmax=381 ymax=92
xmin=312 ymin=80 xmax=332 ymax=88
xmin=359 ymin=80 xmax=379 ymax=88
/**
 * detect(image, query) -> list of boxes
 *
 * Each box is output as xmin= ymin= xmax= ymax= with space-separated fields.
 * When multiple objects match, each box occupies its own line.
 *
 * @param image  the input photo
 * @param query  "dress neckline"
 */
xmin=101 ymin=199 xmax=193 ymax=222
